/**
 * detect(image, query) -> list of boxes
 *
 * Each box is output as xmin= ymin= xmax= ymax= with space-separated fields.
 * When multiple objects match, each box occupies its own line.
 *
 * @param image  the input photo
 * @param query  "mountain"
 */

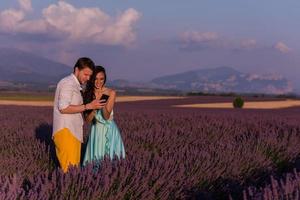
xmin=149 ymin=66 xmax=293 ymax=94
xmin=0 ymin=49 xmax=294 ymax=95
xmin=0 ymin=48 xmax=71 ymax=89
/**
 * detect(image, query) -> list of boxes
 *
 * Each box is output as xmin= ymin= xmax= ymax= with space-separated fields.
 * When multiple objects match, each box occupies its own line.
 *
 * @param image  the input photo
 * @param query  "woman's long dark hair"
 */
xmin=83 ymin=65 xmax=107 ymax=116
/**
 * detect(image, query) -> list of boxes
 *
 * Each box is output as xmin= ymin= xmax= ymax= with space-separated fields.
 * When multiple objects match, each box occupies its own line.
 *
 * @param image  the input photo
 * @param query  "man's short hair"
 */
xmin=73 ymin=57 xmax=95 ymax=72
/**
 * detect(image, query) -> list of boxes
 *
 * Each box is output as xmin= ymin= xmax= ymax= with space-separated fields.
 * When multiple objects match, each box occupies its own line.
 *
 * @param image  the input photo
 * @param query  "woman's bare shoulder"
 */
xmin=105 ymin=88 xmax=116 ymax=96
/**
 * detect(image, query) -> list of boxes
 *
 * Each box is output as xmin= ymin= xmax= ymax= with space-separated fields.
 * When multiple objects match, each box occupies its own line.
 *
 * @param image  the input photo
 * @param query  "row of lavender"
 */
xmin=1 ymin=102 xmax=300 ymax=199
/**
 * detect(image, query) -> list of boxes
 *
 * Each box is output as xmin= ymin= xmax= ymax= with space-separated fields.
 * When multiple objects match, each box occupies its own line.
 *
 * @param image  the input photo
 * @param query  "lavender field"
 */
xmin=1 ymin=97 xmax=300 ymax=200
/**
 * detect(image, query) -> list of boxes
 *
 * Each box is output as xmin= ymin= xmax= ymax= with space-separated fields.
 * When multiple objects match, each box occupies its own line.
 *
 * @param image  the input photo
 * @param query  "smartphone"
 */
xmin=99 ymin=94 xmax=110 ymax=103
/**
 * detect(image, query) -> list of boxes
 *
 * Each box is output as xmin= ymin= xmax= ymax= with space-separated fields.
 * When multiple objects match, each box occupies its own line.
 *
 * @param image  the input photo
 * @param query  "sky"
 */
xmin=0 ymin=0 xmax=300 ymax=86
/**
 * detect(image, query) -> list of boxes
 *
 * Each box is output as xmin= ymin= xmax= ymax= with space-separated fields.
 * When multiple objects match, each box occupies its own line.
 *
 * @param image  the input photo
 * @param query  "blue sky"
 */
xmin=0 ymin=0 xmax=299 ymax=87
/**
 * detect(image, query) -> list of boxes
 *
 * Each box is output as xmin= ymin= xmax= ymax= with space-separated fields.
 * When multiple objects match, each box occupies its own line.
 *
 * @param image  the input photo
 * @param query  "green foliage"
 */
xmin=233 ymin=96 xmax=244 ymax=108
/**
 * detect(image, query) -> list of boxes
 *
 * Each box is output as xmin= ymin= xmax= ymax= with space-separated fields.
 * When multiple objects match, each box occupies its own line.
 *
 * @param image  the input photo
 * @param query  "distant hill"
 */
xmin=0 ymin=49 xmax=294 ymax=95
xmin=149 ymin=66 xmax=293 ymax=94
xmin=0 ymin=48 xmax=71 ymax=89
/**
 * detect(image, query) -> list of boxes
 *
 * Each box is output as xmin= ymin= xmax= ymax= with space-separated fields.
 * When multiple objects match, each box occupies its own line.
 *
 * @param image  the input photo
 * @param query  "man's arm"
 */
xmin=60 ymin=101 xmax=105 ymax=114
xmin=57 ymin=82 xmax=83 ymax=114
xmin=57 ymin=82 xmax=105 ymax=114
xmin=60 ymin=104 xmax=86 ymax=114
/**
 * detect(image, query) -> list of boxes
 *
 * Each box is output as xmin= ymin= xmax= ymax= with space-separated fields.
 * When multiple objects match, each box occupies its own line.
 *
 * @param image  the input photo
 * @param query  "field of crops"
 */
xmin=1 ymin=97 xmax=300 ymax=199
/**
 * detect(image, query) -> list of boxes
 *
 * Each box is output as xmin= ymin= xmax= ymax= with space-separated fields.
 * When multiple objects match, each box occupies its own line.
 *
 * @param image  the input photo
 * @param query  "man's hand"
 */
xmin=86 ymin=99 xmax=106 ymax=110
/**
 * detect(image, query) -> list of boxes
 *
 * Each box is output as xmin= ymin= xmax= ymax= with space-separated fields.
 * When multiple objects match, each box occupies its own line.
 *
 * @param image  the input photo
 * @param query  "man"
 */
xmin=52 ymin=57 xmax=105 ymax=172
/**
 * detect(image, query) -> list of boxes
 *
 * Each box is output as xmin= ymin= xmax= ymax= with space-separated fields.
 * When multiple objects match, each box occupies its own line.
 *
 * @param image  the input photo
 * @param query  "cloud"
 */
xmin=181 ymin=31 xmax=219 ymax=43
xmin=43 ymin=2 xmax=141 ymax=46
xmin=274 ymin=41 xmax=291 ymax=54
xmin=178 ymin=31 xmax=260 ymax=52
xmin=0 ymin=9 xmax=25 ymax=32
xmin=19 ymin=0 xmax=32 ymax=12
xmin=0 ymin=1 xmax=141 ymax=46
xmin=0 ymin=0 xmax=33 ymax=32
xmin=178 ymin=31 xmax=222 ymax=51
xmin=178 ymin=31 xmax=292 ymax=55
xmin=240 ymin=39 xmax=257 ymax=49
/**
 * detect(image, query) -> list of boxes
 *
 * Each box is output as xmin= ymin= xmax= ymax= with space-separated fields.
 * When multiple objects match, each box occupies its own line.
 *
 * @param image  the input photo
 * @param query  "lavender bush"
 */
xmin=242 ymin=168 xmax=300 ymax=200
xmin=1 ymin=97 xmax=300 ymax=199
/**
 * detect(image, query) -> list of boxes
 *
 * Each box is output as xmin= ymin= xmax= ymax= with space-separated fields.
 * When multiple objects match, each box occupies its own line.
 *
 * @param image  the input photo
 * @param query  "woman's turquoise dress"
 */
xmin=83 ymin=109 xmax=125 ymax=165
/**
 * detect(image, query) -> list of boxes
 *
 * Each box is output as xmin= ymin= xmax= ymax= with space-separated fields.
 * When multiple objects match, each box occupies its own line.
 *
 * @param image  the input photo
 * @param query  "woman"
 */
xmin=83 ymin=66 xmax=125 ymax=166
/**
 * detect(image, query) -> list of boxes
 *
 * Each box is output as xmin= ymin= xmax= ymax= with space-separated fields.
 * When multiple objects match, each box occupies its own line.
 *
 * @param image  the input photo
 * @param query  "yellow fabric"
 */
xmin=53 ymin=128 xmax=81 ymax=173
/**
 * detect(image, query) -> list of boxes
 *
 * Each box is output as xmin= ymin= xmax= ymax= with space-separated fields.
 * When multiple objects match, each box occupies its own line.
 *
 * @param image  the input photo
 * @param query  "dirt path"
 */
xmin=0 ymin=96 xmax=185 ymax=107
xmin=2 ymin=97 xmax=299 ymax=109
xmin=174 ymin=99 xmax=300 ymax=109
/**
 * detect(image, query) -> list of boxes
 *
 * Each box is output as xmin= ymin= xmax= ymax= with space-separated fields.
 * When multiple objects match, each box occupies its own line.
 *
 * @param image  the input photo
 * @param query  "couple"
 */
xmin=52 ymin=57 xmax=125 ymax=172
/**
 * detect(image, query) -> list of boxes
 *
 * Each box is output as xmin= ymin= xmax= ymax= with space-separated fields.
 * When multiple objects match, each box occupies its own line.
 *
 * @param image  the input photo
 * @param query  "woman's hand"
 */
xmin=84 ymin=99 xmax=106 ymax=123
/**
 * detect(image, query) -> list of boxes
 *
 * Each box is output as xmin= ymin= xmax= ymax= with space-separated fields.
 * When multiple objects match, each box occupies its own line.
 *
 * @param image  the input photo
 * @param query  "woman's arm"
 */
xmin=102 ymin=89 xmax=116 ymax=120
xmin=85 ymin=109 xmax=97 ymax=123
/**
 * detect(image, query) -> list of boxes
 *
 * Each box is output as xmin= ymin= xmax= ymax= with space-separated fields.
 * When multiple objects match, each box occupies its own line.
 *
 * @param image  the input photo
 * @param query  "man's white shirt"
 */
xmin=52 ymin=74 xmax=84 ymax=142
